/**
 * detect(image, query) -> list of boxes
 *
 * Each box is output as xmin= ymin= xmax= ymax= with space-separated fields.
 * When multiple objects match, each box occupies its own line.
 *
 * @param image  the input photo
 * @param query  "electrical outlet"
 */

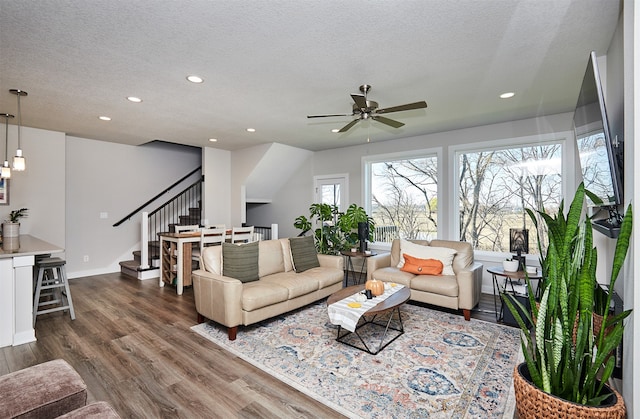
xmin=83 ymin=255 xmax=89 ymax=262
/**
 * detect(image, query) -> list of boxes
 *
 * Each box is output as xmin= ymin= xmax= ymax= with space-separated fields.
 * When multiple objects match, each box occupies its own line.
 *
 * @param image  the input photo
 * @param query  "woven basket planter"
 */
xmin=513 ymin=363 xmax=626 ymax=418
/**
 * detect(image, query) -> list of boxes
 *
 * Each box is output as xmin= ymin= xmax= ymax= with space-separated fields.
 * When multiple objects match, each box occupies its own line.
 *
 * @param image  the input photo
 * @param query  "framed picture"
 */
xmin=0 ymin=178 xmax=9 ymax=205
xmin=509 ymin=228 xmax=529 ymax=254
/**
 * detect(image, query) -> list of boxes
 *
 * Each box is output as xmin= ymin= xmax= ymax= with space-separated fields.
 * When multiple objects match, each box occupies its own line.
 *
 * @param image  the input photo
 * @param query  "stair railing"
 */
xmin=143 ymin=180 xmax=202 ymax=266
xmin=113 ymin=166 xmax=202 ymax=227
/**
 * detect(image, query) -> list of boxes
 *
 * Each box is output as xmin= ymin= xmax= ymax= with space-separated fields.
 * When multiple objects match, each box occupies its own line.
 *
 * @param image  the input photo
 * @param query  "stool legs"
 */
xmin=33 ymin=259 xmax=76 ymax=326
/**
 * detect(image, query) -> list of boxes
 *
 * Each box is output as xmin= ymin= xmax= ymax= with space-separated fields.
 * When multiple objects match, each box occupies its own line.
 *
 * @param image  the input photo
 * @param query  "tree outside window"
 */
xmin=457 ymin=143 xmax=563 ymax=254
xmin=369 ymin=155 xmax=438 ymax=242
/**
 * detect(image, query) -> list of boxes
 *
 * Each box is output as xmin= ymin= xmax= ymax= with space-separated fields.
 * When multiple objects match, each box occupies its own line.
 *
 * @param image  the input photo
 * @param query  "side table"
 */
xmin=340 ymin=250 xmax=377 ymax=287
xmin=487 ymin=266 xmax=542 ymax=325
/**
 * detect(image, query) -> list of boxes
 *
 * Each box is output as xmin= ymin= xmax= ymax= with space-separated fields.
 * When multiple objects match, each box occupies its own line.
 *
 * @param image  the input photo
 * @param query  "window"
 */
xmin=314 ymin=174 xmax=348 ymax=212
xmin=364 ymin=150 xmax=439 ymax=243
xmin=456 ymin=142 xmax=563 ymax=254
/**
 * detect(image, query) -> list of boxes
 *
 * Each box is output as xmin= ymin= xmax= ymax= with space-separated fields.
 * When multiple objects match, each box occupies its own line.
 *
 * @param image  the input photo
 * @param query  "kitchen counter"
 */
xmin=0 ymin=235 xmax=63 ymax=347
xmin=0 ymin=234 xmax=63 ymax=258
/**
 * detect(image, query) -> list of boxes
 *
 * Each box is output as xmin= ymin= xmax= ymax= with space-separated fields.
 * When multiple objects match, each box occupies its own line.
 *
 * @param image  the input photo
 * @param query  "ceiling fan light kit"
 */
xmin=307 ymin=84 xmax=427 ymax=134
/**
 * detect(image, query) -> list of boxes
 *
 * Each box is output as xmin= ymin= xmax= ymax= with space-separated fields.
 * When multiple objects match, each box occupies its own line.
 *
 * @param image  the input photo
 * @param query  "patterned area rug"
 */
xmin=191 ymin=300 xmax=522 ymax=418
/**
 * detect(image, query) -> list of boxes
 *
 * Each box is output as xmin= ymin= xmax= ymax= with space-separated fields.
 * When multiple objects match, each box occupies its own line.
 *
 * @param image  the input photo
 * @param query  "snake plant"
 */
xmin=503 ymin=182 xmax=632 ymax=406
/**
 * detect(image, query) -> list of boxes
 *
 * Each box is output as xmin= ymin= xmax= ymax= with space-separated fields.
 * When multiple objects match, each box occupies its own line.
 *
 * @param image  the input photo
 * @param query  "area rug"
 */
xmin=191 ymin=301 xmax=522 ymax=418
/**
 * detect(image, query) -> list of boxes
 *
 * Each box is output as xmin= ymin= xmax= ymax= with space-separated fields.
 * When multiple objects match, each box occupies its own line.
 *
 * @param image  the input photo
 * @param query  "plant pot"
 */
xmin=513 ymin=362 xmax=625 ymax=418
xmin=2 ymin=222 xmax=19 ymax=238
xmin=503 ymin=260 xmax=519 ymax=271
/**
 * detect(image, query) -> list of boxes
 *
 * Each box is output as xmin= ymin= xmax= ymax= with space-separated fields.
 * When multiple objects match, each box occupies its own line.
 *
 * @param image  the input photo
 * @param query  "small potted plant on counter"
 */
xmin=3 ymin=207 xmax=28 ymax=238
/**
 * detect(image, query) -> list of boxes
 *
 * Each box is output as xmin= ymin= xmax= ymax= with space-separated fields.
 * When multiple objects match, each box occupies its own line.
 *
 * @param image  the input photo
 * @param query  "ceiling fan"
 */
xmin=307 ymin=84 xmax=427 ymax=133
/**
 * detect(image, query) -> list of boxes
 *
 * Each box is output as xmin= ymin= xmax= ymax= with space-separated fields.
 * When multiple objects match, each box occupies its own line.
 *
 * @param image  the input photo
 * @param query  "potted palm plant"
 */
xmin=503 ymin=183 xmax=631 ymax=418
xmin=294 ymin=203 xmax=374 ymax=255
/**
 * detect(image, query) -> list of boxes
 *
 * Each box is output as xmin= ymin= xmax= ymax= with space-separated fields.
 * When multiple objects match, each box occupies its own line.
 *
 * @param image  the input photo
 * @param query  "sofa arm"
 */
xmin=318 ymin=253 xmax=344 ymax=270
xmin=456 ymin=262 xmax=483 ymax=310
xmin=366 ymin=252 xmax=392 ymax=281
xmin=192 ymin=269 xmax=243 ymax=328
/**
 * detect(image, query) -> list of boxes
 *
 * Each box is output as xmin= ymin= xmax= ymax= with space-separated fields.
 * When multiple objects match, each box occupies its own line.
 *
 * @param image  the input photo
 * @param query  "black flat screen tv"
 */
xmin=573 ymin=51 xmax=623 ymax=208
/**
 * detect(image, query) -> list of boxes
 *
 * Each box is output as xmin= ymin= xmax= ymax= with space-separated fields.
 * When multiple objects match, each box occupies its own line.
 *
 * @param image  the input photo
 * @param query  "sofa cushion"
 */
xmin=411 ymin=274 xmax=459 ymax=297
xmin=430 ymin=239 xmax=474 ymax=273
xmin=401 ymin=254 xmax=443 ymax=275
xmin=289 ymin=236 xmax=320 ymax=272
xmin=371 ymin=267 xmax=414 ymax=288
xmin=223 ymin=242 xmax=259 ymax=283
xmin=390 ymin=239 xmax=429 ymax=268
xmin=261 ymin=271 xmax=319 ymax=298
xmin=258 ymin=240 xmax=285 ymax=277
xmin=300 ymin=266 xmax=344 ymax=288
xmin=201 ymin=245 xmax=222 ymax=275
xmin=241 ymin=281 xmax=290 ymax=311
xmin=397 ymin=239 xmax=456 ymax=276
xmin=280 ymin=238 xmax=294 ymax=272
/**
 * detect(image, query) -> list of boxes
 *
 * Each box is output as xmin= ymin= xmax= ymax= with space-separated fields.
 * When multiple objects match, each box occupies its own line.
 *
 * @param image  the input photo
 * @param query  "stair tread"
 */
xmin=119 ymin=260 xmax=158 ymax=272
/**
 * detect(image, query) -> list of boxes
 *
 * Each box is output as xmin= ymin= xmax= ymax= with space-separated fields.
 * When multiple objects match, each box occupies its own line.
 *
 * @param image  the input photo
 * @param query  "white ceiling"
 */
xmin=0 ymin=0 xmax=621 ymax=152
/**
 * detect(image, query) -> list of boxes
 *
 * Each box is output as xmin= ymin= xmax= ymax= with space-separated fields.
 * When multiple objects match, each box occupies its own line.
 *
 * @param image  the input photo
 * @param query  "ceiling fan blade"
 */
xmin=351 ymin=94 xmax=368 ymax=109
xmin=307 ymin=113 xmax=354 ymax=118
xmin=376 ymin=101 xmax=428 ymax=114
xmin=372 ymin=115 xmax=405 ymax=128
xmin=338 ymin=119 xmax=360 ymax=133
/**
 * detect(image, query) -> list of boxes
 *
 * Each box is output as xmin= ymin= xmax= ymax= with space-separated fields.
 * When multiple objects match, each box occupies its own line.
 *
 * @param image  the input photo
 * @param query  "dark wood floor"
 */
xmin=0 ymin=273 xmax=504 ymax=418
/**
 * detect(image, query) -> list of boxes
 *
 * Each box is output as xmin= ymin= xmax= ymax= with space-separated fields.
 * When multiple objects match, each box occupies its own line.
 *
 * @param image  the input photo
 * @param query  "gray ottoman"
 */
xmin=57 ymin=401 xmax=121 ymax=418
xmin=0 ymin=359 xmax=87 ymax=418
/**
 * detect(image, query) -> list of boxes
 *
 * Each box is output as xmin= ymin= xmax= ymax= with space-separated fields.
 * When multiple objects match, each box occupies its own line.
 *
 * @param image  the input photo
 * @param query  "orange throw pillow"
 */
xmin=400 ymin=253 xmax=444 ymax=275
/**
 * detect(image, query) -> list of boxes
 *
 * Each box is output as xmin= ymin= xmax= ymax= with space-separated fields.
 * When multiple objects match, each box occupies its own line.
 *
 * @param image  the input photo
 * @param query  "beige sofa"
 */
xmin=366 ymin=239 xmax=482 ymax=320
xmin=192 ymin=238 xmax=344 ymax=340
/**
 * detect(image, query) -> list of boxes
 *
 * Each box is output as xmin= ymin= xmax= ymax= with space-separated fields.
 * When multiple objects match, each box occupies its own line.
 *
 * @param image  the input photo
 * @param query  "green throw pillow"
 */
xmin=289 ymin=236 xmax=320 ymax=273
xmin=223 ymin=241 xmax=259 ymax=283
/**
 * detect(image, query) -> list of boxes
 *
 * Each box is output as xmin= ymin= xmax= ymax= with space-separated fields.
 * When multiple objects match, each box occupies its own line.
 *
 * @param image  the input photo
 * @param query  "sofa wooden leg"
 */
xmin=197 ymin=313 xmax=205 ymax=323
xmin=463 ymin=309 xmax=471 ymax=321
xmin=228 ymin=326 xmax=237 ymax=341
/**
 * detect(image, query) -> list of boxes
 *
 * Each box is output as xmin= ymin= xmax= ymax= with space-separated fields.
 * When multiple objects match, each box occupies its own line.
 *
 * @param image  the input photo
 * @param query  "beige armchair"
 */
xmin=367 ymin=239 xmax=483 ymax=320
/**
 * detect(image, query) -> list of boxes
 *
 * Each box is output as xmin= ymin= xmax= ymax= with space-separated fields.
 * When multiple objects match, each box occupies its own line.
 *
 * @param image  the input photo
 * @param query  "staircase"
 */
xmin=118 ymin=172 xmax=203 ymax=280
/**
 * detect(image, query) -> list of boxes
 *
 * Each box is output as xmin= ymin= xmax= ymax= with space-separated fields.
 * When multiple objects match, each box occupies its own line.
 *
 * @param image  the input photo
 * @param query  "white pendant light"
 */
xmin=1 ymin=113 xmax=14 ymax=179
xmin=10 ymin=89 xmax=27 ymax=171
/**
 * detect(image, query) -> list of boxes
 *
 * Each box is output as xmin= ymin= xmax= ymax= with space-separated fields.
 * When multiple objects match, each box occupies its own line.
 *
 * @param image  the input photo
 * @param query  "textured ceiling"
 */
xmin=0 ymin=0 xmax=621 ymax=151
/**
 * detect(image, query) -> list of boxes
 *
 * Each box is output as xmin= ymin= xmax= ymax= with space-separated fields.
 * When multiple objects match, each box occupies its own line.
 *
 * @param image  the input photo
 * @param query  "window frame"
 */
xmin=362 ymin=147 xmax=443 ymax=246
xmin=448 ymin=132 xmax=575 ymax=256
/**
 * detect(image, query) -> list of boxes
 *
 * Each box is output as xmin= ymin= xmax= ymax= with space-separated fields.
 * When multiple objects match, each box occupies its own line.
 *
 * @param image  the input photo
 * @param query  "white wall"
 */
xmin=623 ymin=0 xmax=639 ymax=414
xmin=66 ymin=137 xmax=201 ymax=277
xmin=202 ymin=146 xmax=231 ymax=227
xmin=0 ymin=126 xmax=65 ymax=249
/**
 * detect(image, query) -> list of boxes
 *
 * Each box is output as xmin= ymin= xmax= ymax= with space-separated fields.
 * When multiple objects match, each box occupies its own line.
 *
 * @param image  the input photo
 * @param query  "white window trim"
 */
xmin=448 ymin=130 xmax=575 ymax=244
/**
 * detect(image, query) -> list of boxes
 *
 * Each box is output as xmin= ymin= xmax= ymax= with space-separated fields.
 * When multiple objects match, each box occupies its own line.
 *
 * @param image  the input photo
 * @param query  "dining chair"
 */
xmin=206 ymin=223 xmax=226 ymax=230
xmin=192 ymin=227 xmax=226 ymax=261
xmin=174 ymin=224 xmax=200 ymax=233
xmin=231 ymin=226 xmax=254 ymax=243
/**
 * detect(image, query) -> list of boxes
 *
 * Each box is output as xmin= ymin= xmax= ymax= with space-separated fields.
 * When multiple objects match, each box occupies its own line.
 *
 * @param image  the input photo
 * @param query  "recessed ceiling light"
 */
xmin=98 ymin=116 xmax=111 ymax=121
xmin=500 ymin=92 xmax=515 ymax=99
xmin=209 ymin=138 xmax=217 ymax=142
xmin=331 ymin=129 xmax=339 ymax=133
xmin=187 ymin=75 xmax=204 ymax=83
xmin=127 ymin=96 xmax=142 ymax=103
xmin=246 ymin=128 xmax=256 ymax=132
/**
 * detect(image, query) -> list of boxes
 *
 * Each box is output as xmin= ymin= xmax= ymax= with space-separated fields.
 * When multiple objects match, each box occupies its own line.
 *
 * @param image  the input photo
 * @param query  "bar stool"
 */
xmin=33 ymin=257 xmax=76 ymax=326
